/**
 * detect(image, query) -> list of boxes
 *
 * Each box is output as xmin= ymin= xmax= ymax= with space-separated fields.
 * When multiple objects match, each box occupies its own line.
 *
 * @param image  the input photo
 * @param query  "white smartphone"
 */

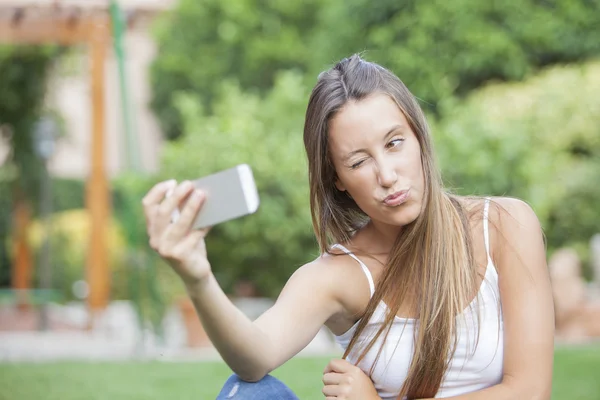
xmin=168 ymin=164 xmax=260 ymax=229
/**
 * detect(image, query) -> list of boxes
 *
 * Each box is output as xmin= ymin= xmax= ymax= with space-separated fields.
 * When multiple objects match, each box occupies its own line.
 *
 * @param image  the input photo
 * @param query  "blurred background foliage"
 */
xmin=435 ymin=62 xmax=600 ymax=254
xmin=151 ymin=0 xmax=600 ymax=139
xmin=0 ymin=46 xmax=61 ymax=198
xmin=0 ymin=45 xmax=63 ymax=288
xmin=1 ymin=0 xmax=599 ymax=308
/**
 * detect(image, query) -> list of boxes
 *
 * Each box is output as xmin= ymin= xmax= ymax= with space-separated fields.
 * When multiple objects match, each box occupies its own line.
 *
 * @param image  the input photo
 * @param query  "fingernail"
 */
xmin=164 ymin=179 xmax=177 ymax=189
xmin=180 ymin=181 xmax=192 ymax=191
xmin=192 ymin=189 xmax=203 ymax=201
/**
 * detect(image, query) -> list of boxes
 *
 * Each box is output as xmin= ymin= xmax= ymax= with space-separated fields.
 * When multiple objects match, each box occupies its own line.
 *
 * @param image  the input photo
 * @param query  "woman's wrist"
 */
xmin=183 ymin=272 xmax=215 ymax=298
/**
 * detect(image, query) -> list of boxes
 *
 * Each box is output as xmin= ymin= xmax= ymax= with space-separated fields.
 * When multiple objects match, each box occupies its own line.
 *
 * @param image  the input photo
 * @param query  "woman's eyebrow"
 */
xmin=342 ymin=148 xmax=366 ymax=162
xmin=342 ymin=124 xmax=404 ymax=162
xmin=382 ymin=124 xmax=403 ymax=141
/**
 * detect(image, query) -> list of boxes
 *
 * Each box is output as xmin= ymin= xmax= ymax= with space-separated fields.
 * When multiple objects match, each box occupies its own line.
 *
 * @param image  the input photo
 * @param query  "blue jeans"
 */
xmin=216 ymin=374 xmax=299 ymax=400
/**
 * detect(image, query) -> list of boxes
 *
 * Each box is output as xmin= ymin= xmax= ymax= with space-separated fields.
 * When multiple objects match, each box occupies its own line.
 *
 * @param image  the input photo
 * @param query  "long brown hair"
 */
xmin=303 ymin=54 xmax=480 ymax=399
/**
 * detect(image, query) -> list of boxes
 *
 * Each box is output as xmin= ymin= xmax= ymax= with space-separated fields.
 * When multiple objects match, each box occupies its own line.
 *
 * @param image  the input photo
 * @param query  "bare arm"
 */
xmin=185 ymin=260 xmax=343 ymax=381
xmin=142 ymin=180 xmax=344 ymax=382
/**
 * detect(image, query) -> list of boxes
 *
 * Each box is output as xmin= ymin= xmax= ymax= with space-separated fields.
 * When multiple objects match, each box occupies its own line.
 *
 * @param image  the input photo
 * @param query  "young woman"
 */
xmin=142 ymin=55 xmax=554 ymax=399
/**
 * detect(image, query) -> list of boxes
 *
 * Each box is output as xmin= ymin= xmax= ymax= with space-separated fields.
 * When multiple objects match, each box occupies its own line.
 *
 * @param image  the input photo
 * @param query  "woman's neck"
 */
xmin=352 ymin=220 xmax=402 ymax=256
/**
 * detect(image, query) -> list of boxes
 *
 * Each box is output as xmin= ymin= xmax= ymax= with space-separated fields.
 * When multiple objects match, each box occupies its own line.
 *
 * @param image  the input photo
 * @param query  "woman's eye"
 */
xmin=350 ymin=160 xmax=365 ymax=169
xmin=386 ymin=138 xmax=404 ymax=149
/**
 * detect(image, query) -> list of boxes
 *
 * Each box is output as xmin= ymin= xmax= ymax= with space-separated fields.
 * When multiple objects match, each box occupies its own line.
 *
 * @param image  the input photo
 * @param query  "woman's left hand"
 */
xmin=322 ymin=358 xmax=380 ymax=399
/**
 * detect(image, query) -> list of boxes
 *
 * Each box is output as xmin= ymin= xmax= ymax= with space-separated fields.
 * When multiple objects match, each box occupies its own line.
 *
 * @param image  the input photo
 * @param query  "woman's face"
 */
xmin=328 ymin=93 xmax=425 ymax=228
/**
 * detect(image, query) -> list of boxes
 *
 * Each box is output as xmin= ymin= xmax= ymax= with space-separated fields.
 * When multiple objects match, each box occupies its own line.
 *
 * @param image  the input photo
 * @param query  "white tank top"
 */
xmin=332 ymin=199 xmax=504 ymax=399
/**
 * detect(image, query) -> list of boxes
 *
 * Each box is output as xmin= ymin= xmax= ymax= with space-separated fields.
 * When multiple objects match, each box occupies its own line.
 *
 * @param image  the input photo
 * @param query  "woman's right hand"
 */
xmin=142 ymin=180 xmax=212 ymax=288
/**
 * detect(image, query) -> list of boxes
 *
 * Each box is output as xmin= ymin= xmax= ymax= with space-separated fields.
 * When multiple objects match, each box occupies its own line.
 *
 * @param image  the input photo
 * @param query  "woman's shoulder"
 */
xmin=456 ymin=195 xmax=540 ymax=257
xmin=306 ymin=245 xmax=371 ymax=280
xmin=480 ymin=196 xmax=543 ymax=269
xmin=300 ymin=246 xmax=376 ymax=318
xmin=457 ymin=195 xmax=536 ymax=219
xmin=485 ymin=196 xmax=539 ymax=227
xmin=457 ymin=195 xmax=540 ymax=237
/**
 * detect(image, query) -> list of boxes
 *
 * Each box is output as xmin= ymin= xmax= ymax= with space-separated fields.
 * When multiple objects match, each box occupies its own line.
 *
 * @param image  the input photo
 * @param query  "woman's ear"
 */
xmin=335 ymin=179 xmax=346 ymax=192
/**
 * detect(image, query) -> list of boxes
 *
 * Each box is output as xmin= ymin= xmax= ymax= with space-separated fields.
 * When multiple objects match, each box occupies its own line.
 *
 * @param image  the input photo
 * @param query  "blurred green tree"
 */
xmin=0 ymin=46 xmax=61 ymax=288
xmin=150 ymin=0 xmax=323 ymax=140
xmin=0 ymin=46 xmax=59 ymax=201
xmin=434 ymin=61 xmax=600 ymax=270
xmin=313 ymin=0 xmax=600 ymax=111
xmin=151 ymin=0 xmax=600 ymax=140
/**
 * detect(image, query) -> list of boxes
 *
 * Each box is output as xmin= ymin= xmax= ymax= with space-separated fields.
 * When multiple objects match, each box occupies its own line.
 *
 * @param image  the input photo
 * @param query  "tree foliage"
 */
xmin=434 ymin=61 xmax=600 ymax=258
xmin=0 ymin=46 xmax=61 ymax=287
xmin=0 ymin=46 xmax=59 ymax=197
xmin=150 ymin=0 xmax=322 ymax=140
xmin=313 ymin=0 xmax=600 ymax=108
xmin=151 ymin=0 xmax=600 ymax=139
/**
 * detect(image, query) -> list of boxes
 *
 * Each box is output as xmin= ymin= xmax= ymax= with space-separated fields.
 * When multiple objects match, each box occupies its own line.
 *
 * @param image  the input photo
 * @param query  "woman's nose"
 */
xmin=377 ymin=160 xmax=397 ymax=188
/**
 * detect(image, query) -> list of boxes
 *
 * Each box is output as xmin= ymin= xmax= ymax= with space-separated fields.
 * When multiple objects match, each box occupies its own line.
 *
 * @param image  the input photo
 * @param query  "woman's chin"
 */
xmin=371 ymin=205 xmax=420 ymax=228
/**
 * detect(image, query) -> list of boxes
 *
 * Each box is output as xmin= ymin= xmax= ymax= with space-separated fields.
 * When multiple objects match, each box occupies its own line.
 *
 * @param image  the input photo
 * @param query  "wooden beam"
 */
xmin=11 ymin=192 xmax=32 ymax=310
xmin=0 ymin=18 xmax=97 ymax=44
xmin=85 ymin=18 xmax=110 ymax=313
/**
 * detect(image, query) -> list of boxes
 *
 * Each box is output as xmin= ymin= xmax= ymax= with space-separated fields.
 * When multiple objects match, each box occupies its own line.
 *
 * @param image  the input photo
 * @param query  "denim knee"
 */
xmin=216 ymin=374 xmax=299 ymax=400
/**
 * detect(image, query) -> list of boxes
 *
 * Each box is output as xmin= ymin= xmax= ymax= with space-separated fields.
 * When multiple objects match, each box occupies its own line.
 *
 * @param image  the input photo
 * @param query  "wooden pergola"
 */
xmin=0 ymin=0 xmax=171 ymax=314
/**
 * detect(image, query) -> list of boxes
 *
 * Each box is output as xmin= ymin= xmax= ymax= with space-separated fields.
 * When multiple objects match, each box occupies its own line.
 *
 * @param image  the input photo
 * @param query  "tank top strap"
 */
xmin=483 ymin=197 xmax=493 ymax=265
xmin=331 ymin=244 xmax=375 ymax=297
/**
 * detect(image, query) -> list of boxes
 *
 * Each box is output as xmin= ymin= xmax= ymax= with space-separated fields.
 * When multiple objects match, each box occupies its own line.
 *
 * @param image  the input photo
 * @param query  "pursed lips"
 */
xmin=382 ymin=188 xmax=410 ymax=206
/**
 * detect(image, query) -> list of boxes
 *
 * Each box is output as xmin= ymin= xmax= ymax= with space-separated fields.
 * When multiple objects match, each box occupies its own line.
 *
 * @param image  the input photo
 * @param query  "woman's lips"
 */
xmin=383 ymin=189 xmax=410 ymax=206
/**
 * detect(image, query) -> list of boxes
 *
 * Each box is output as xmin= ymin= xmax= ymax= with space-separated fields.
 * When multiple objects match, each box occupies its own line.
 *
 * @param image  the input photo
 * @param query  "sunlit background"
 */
xmin=0 ymin=0 xmax=599 ymax=399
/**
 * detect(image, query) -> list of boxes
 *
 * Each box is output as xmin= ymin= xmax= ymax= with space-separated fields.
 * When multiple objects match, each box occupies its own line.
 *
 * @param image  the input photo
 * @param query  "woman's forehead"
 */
xmin=328 ymin=94 xmax=410 ymax=148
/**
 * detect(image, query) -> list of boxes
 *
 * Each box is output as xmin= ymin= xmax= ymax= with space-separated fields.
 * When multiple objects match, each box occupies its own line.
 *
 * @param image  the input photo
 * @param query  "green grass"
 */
xmin=0 ymin=345 xmax=599 ymax=400
xmin=552 ymin=344 xmax=600 ymax=400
